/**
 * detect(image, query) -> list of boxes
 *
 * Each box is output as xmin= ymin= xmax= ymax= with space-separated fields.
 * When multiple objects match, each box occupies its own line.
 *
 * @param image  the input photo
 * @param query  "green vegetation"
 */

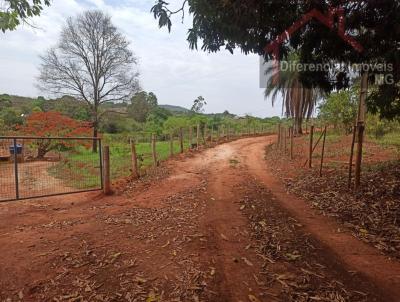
xmin=48 ymin=139 xmax=191 ymax=188
xmin=0 ymin=0 xmax=50 ymax=32
xmin=1 ymin=91 xmax=280 ymax=189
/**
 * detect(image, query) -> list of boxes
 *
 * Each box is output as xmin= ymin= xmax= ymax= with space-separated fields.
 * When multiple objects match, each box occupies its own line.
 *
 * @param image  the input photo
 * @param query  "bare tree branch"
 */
xmin=37 ymin=10 xmax=140 ymax=151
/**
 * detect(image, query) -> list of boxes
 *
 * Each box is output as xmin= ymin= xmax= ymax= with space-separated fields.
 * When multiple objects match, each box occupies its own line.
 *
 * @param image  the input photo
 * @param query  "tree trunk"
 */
xmin=295 ymin=117 xmax=303 ymax=135
xmin=92 ymin=126 xmax=98 ymax=153
xmin=36 ymin=147 xmax=47 ymax=159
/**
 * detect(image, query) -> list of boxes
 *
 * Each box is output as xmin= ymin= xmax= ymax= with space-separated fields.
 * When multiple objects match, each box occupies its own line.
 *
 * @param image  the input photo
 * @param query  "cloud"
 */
xmin=0 ymin=0 xmax=281 ymax=117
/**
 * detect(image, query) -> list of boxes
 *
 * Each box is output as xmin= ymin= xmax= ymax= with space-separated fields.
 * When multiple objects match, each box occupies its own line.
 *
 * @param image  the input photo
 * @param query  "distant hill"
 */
xmin=159 ymin=104 xmax=190 ymax=113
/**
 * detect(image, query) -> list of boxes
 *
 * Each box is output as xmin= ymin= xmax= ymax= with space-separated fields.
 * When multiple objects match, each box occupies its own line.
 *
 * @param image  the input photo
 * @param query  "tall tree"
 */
xmin=265 ymin=53 xmax=323 ymax=134
xmin=38 ymin=10 xmax=139 ymax=152
xmin=18 ymin=111 xmax=92 ymax=159
xmin=0 ymin=0 xmax=50 ymax=32
xmin=191 ymin=96 xmax=206 ymax=113
xmin=318 ymin=88 xmax=358 ymax=133
xmin=128 ymin=91 xmax=158 ymax=123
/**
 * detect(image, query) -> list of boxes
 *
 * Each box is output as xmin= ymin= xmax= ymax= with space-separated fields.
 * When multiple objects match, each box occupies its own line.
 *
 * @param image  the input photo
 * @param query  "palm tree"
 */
xmin=264 ymin=53 xmax=323 ymax=134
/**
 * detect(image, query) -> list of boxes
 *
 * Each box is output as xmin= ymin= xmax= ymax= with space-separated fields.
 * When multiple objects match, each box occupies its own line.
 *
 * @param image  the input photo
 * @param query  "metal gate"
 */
xmin=0 ymin=136 xmax=103 ymax=202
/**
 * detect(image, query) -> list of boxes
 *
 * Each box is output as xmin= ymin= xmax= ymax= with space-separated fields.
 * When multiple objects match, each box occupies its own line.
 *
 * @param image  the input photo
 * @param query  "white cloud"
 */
xmin=0 ymin=0 xmax=281 ymax=117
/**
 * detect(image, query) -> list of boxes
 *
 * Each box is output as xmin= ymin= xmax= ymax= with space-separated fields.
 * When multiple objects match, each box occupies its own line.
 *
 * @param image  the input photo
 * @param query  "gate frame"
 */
xmin=0 ymin=136 xmax=103 ymax=202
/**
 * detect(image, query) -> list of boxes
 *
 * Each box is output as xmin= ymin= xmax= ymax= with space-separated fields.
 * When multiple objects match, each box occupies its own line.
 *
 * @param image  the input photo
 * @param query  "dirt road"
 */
xmin=0 ymin=136 xmax=399 ymax=301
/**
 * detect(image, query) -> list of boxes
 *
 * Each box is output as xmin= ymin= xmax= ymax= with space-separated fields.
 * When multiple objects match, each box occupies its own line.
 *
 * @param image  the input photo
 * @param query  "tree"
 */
xmin=0 ymin=94 xmax=12 ymax=111
xmin=265 ymin=53 xmax=323 ymax=134
xmin=128 ymin=91 xmax=158 ymax=123
xmin=318 ymin=89 xmax=358 ymax=133
xmin=145 ymin=107 xmax=171 ymax=135
xmin=0 ymin=0 xmax=50 ymax=32
xmin=38 ymin=10 xmax=139 ymax=152
xmin=44 ymin=96 xmax=91 ymax=121
xmin=18 ymin=111 xmax=92 ymax=159
xmin=0 ymin=118 xmax=7 ymax=135
xmin=191 ymin=96 xmax=206 ymax=113
xmin=163 ymin=116 xmax=190 ymax=132
xmin=152 ymin=1 xmax=400 ymax=118
xmin=0 ymin=108 xmax=23 ymax=128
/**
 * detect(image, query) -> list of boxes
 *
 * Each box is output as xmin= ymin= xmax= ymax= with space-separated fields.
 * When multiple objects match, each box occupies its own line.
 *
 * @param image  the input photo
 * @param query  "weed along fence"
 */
xmin=275 ymin=123 xmax=374 ymax=191
xmin=0 ymin=136 xmax=103 ymax=202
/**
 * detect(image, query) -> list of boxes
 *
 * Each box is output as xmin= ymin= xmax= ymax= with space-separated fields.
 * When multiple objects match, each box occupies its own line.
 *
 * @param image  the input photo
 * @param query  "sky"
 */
xmin=0 ymin=0 xmax=282 ymax=118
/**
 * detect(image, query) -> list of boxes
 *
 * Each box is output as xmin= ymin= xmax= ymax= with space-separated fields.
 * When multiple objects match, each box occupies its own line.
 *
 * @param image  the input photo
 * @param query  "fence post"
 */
xmin=319 ymin=126 xmax=327 ymax=177
xmin=196 ymin=123 xmax=200 ymax=150
xmin=203 ymin=126 xmax=207 ymax=145
xmin=151 ymin=134 xmax=158 ymax=167
xmin=354 ymin=123 xmax=365 ymax=191
xmin=13 ymin=138 xmax=19 ymax=200
xmin=180 ymin=128 xmax=184 ymax=153
xmin=169 ymin=132 xmax=174 ymax=156
xmin=102 ymin=146 xmax=111 ymax=195
xmin=348 ymin=125 xmax=357 ymax=188
xmin=130 ymin=139 xmax=139 ymax=179
xmin=284 ymin=127 xmax=287 ymax=154
xmin=290 ymin=127 xmax=294 ymax=160
xmin=309 ymin=125 xmax=314 ymax=168
xmin=277 ymin=124 xmax=281 ymax=148
xmin=189 ymin=126 xmax=193 ymax=148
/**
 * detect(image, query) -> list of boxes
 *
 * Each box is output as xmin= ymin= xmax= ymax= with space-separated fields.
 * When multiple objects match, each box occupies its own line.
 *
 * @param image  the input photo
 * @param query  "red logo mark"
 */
xmin=265 ymin=6 xmax=364 ymax=84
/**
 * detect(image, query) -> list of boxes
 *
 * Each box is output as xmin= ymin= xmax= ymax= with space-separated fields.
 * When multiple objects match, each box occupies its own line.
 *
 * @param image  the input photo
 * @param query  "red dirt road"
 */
xmin=0 ymin=137 xmax=399 ymax=301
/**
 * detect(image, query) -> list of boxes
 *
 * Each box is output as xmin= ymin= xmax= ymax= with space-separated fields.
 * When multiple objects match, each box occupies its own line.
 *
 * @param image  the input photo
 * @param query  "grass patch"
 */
xmin=370 ymin=132 xmax=400 ymax=149
xmin=48 ymin=139 xmax=191 ymax=189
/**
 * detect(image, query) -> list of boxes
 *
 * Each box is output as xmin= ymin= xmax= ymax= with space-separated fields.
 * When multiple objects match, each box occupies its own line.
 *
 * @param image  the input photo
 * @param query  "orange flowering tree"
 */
xmin=18 ymin=111 xmax=92 ymax=159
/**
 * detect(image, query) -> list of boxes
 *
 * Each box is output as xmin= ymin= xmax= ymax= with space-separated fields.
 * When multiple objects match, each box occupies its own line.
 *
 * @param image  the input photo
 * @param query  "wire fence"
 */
xmin=0 ymin=126 xmax=276 ymax=202
xmin=0 ymin=137 xmax=103 ymax=202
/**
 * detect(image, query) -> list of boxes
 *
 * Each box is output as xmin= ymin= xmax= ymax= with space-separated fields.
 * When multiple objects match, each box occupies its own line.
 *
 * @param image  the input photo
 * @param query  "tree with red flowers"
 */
xmin=18 ymin=111 xmax=92 ymax=159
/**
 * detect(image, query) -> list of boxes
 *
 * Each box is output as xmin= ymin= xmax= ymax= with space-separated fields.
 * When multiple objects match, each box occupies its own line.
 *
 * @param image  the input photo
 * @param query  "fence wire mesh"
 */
xmin=0 ymin=137 xmax=102 ymax=202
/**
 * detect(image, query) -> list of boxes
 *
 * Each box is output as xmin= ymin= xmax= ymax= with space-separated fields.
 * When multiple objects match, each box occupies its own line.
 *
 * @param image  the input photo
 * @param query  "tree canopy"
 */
xmin=38 ymin=10 xmax=140 ymax=151
xmin=18 ymin=111 xmax=92 ymax=158
xmin=128 ymin=91 xmax=158 ymax=123
xmin=318 ymin=88 xmax=358 ymax=133
xmin=152 ymin=0 xmax=400 ymax=118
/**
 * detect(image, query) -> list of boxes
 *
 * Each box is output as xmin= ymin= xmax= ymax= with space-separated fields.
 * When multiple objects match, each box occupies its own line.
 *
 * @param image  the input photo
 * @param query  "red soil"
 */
xmin=0 ymin=136 xmax=399 ymax=301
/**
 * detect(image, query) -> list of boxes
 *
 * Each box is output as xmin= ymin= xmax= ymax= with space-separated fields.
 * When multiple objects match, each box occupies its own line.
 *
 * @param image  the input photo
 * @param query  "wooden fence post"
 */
xmin=189 ymin=126 xmax=193 ymax=148
xmin=151 ymin=134 xmax=157 ymax=167
xmin=203 ymin=126 xmax=207 ymax=145
xmin=197 ymin=123 xmax=200 ymax=150
xmin=309 ymin=125 xmax=314 ymax=168
xmin=130 ymin=139 xmax=139 ymax=179
xmin=348 ymin=125 xmax=357 ymax=188
xmin=169 ymin=132 xmax=174 ymax=157
xmin=319 ymin=126 xmax=327 ymax=177
xmin=277 ymin=124 xmax=281 ymax=148
xmin=290 ymin=127 xmax=294 ymax=160
xmin=179 ymin=128 xmax=184 ymax=153
xmin=284 ymin=127 xmax=287 ymax=153
xmin=354 ymin=123 xmax=365 ymax=191
xmin=102 ymin=146 xmax=111 ymax=195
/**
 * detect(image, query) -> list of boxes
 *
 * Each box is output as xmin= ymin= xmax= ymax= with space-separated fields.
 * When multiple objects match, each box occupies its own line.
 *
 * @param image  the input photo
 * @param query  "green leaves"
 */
xmin=150 ymin=0 xmax=173 ymax=32
xmin=0 ymin=0 xmax=51 ymax=32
